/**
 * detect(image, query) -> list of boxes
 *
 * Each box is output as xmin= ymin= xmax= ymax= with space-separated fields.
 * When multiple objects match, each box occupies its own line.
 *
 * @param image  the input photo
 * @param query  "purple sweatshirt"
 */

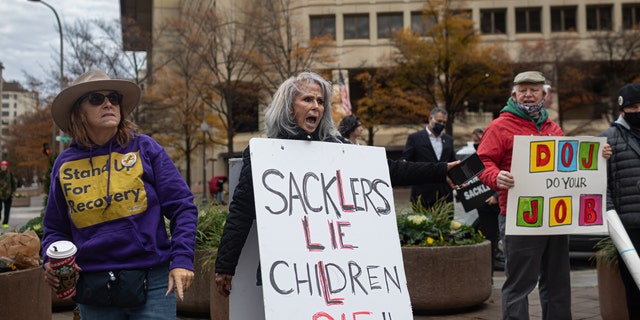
xmin=42 ymin=134 xmax=197 ymax=272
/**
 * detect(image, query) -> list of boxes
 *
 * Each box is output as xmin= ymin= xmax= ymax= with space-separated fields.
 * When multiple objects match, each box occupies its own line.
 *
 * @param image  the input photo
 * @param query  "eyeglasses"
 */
xmin=81 ymin=92 xmax=122 ymax=106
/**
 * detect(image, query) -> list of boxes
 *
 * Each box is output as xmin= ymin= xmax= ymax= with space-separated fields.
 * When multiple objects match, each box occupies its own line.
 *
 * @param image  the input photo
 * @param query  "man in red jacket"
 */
xmin=477 ymin=71 xmax=568 ymax=319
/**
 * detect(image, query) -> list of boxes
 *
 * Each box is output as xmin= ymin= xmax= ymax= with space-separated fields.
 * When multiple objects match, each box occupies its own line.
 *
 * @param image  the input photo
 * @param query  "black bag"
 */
xmin=73 ymin=269 xmax=148 ymax=308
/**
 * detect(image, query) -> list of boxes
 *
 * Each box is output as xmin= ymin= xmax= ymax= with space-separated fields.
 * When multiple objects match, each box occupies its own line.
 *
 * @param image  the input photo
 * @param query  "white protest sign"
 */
xmin=249 ymin=138 xmax=412 ymax=320
xmin=506 ymin=136 xmax=608 ymax=235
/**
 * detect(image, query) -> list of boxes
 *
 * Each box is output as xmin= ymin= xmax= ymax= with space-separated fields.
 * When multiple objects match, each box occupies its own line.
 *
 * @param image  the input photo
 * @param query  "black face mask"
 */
xmin=432 ymin=123 xmax=445 ymax=135
xmin=624 ymin=112 xmax=640 ymax=129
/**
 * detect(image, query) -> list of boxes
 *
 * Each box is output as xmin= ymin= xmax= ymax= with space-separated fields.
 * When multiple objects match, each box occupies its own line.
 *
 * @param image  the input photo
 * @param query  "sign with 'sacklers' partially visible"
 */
xmin=247 ymin=138 xmax=412 ymax=320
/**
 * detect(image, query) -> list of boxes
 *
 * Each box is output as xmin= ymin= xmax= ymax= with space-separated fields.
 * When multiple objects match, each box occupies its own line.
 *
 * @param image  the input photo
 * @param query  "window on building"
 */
xmin=623 ymin=4 xmax=640 ymax=29
xmin=1 ymin=94 xmax=7 ymax=99
xmin=1 ymin=111 xmax=9 ymax=117
xmin=587 ymin=5 xmax=612 ymax=31
xmin=551 ymin=6 xmax=577 ymax=32
xmin=1 ymin=120 xmax=8 ymax=125
xmin=228 ymin=82 xmax=260 ymax=133
xmin=344 ymin=14 xmax=370 ymax=39
xmin=310 ymin=15 xmax=336 ymax=39
xmin=377 ymin=12 xmax=403 ymax=39
xmin=1 ymin=103 xmax=8 ymax=109
xmin=480 ymin=9 xmax=506 ymax=34
xmin=411 ymin=11 xmax=430 ymax=36
xmin=515 ymin=7 xmax=541 ymax=33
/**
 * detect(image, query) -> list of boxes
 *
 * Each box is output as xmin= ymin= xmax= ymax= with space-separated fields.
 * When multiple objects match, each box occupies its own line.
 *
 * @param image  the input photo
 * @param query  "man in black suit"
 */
xmin=401 ymin=107 xmax=456 ymax=208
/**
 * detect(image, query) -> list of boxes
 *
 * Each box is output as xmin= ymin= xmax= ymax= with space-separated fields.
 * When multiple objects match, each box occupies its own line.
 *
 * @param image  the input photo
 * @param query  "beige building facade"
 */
xmin=121 ymin=0 xmax=639 ymax=189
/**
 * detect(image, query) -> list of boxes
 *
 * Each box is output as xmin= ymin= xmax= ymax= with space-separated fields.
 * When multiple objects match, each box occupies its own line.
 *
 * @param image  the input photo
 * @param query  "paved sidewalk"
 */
xmin=52 ymin=269 xmax=602 ymax=320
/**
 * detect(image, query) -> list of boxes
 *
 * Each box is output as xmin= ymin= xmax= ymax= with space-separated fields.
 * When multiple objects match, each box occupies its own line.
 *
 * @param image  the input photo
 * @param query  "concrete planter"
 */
xmin=209 ymin=276 xmax=230 ymax=320
xmin=402 ymin=240 xmax=492 ymax=313
xmin=12 ymin=196 xmax=30 ymax=207
xmin=178 ymin=250 xmax=215 ymax=316
xmin=0 ymin=267 xmax=51 ymax=319
xmin=597 ymin=260 xmax=629 ymax=320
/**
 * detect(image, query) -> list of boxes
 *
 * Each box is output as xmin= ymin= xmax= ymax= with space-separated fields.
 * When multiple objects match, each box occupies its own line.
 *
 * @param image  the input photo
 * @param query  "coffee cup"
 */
xmin=46 ymin=240 xmax=78 ymax=300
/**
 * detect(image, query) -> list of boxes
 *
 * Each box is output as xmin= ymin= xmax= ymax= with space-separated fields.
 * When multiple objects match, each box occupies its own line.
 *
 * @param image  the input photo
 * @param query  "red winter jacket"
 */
xmin=477 ymin=111 xmax=564 ymax=215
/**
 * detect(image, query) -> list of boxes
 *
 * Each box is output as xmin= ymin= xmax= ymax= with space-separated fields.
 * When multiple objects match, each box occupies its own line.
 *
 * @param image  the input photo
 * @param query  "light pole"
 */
xmin=29 ymin=0 xmax=63 ymax=155
xmin=200 ymin=122 xmax=210 ymax=201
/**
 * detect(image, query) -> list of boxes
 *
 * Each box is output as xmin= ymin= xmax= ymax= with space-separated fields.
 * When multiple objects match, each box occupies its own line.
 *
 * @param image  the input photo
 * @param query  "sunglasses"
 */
xmin=81 ymin=92 xmax=123 ymax=106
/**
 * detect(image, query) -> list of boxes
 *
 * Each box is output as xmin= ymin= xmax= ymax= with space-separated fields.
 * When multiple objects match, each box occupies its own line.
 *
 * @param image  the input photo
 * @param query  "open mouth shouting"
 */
xmin=293 ymin=82 xmax=325 ymax=134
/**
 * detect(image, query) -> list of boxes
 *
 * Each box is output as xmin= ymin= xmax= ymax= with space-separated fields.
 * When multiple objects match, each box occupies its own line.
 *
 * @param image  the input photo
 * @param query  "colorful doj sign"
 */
xmin=506 ymin=136 xmax=608 ymax=235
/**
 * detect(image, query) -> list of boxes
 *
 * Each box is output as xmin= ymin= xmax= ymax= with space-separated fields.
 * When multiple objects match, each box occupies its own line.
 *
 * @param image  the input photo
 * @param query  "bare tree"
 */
xmin=248 ymin=0 xmax=337 ymax=95
xmin=187 ymin=2 xmax=263 ymax=156
xmin=591 ymin=27 xmax=640 ymax=120
xmin=140 ymin=10 xmax=209 ymax=187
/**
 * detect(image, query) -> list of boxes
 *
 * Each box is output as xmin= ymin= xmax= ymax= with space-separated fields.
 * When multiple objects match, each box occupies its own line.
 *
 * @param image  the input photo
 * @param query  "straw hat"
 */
xmin=51 ymin=70 xmax=141 ymax=133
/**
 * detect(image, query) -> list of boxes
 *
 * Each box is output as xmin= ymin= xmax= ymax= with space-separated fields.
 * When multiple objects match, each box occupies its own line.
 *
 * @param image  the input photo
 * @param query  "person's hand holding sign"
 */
xmin=445 ymin=160 xmax=463 ymax=189
xmin=215 ymin=273 xmax=233 ymax=297
xmin=496 ymin=170 xmax=514 ymax=190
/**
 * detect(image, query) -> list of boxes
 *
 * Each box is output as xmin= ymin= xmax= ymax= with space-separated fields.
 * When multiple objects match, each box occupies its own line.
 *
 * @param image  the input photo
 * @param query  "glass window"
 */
xmin=622 ymin=4 xmax=640 ymax=29
xmin=1 ymin=111 xmax=9 ymax=117
xmin=377 ymin=12 xmax=403 ymax=39
xmin=411 ymin=11 xmax=437 ymax=36
xmin=551 ymin=6 xmax=577 ymax=32
xmin=1 ymin=120 xmax=8 ymax=125
xmin=480 ymin=9 xmax=506 ymax=34
xmin=310 ymin=15 xmax=336 ymax=39
xmin=586 ymin=5 xmax=612 ymax=31
xmin=1 ymin=94 xmax=7 ymax=99
xmin=515 ymin=7 xmax=541 ymax=33
xmin=344 ymin=14 xmax=370 ymax=39
xmin=1 ymin=103 xmax=8 ymax=109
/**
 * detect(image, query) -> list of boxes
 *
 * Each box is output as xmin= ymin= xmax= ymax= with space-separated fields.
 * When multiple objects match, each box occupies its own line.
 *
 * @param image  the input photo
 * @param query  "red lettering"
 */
xmin=584 ymin=198 xmax=597 ymax=223
xmin=581 ymin=144 xmax=595 ymax=168
xmin=524 ymin=200 xmax=539 ymax=224
xmin=536 ymin=145 xmax=551 ymax=167
xmin=313 ymin=312 xmax=333 ymax=320
xmin=554 ymin=200 xmax=567 ymax=223
xmin=303 ymin=216 xmax=325 ymax=252
xmin=561 ymin=143 xmax=573 ymax=167
xmin=312 ymin=311 xmax=373 ymax=320
xmin=336 ymin=170 xmax=355 ymax=212
xmin=317 ymin=261 xmax=344 ymax=306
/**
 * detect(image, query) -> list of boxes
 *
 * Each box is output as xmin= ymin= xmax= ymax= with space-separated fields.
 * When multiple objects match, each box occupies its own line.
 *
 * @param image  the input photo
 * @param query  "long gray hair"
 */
xmin=264 ymin=71 xmax=340 ymax=140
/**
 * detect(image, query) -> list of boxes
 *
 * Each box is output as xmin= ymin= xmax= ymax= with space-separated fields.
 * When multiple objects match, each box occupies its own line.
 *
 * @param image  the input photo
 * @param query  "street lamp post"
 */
xmin=29 ymin=0 xmax=63 ymax=155
xmin=200 ymin=122 xmax=210 ymax=202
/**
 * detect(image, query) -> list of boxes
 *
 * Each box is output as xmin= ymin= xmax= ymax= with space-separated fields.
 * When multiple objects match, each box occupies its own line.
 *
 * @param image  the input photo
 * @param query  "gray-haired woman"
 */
xmin=214 ymin=71 xmax=460 ymax=296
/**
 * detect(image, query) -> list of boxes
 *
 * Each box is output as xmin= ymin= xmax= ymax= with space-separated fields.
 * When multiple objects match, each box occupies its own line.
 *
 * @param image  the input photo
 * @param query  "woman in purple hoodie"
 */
xmin=41 ymin=70 xmax=198 ymax=319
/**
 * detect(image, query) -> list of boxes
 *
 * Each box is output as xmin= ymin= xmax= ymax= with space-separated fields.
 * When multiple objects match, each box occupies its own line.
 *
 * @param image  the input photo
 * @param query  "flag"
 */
xmin=339 ymin=71 xmax=352 ymax=115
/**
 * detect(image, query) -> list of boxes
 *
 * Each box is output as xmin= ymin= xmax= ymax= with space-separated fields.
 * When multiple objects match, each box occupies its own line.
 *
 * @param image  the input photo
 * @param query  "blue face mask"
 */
xmin=515 ymin=101 xmax=544 ymax=117
xmin=432 ymin=123 xmax=445 ymax=135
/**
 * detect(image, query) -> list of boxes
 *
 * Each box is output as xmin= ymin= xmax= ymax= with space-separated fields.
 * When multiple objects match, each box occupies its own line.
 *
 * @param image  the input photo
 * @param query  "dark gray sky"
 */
xmin=0 ymin=0 xmax=120 ymax=85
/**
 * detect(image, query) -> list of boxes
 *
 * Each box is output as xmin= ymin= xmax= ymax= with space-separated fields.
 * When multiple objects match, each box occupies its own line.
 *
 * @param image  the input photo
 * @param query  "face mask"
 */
xmin=515 ymin=101 xmax=544 ymax=117
xmin=624 ymin=112 xmax=640 ymax=128
xmin=432 ymin=123 xmax=445 ymax=135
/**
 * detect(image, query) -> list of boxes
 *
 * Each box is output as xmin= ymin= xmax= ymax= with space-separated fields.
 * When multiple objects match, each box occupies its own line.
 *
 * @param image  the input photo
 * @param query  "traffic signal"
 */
xmin=43 ymin=143 xmax=51 ymax=156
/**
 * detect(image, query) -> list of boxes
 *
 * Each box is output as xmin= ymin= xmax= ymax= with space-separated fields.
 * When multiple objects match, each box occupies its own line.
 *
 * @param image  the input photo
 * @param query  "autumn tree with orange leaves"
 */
xmin=390 ymin=0 xmax=512 ymax=137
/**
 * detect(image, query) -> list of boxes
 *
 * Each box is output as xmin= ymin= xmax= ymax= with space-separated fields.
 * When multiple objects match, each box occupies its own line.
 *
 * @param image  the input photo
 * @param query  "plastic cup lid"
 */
xmin=46 ymin=240 xmax=77 ymax=259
